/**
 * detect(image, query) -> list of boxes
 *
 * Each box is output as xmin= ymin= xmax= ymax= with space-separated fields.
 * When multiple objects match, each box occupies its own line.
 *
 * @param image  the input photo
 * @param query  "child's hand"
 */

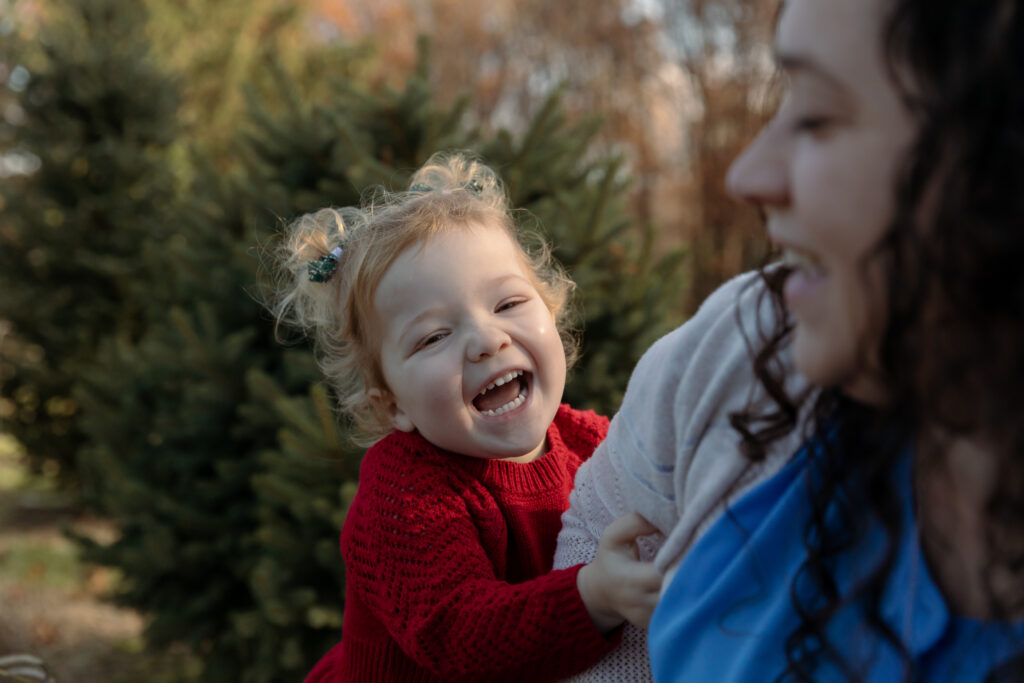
xmin=576 ymin=512 xmax=662 ymax=634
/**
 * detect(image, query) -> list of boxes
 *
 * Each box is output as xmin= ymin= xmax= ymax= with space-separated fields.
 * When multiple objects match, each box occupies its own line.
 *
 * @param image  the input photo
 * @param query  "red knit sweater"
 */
xmin=304 ymin=404 xmax=617 ymax=683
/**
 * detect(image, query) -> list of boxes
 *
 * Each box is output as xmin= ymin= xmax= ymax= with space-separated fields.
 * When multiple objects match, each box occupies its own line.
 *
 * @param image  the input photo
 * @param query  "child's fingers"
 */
xmin=634 ymin=563 xmax=663 ymax=589
xmin=601 ymin=512 xmax=658 ymax=547
xmin=627 ymin=602 xmax=659 ymax=629
xmin=620 ymin=566 xmax=663 ymax=629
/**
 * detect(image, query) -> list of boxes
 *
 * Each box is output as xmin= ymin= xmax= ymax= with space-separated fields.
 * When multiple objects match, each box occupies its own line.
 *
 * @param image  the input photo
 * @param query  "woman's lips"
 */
xmin=783 ymin=266 xmax=827 ymax=310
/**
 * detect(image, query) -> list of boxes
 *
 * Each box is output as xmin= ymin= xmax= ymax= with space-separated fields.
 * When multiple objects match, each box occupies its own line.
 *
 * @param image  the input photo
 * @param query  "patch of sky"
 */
xmin=622 ymin=0 xmax=665 ymax=26
xmin=0 ymin=151 xmax=41 ymax=178
xmin=7 ymin=64 xmax=29 ymax=92
xmin=659 ymin=4 xmax=741 ymax=62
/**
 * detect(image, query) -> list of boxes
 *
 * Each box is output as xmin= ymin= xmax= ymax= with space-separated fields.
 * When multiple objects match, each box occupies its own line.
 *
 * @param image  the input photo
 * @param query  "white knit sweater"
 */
xmin=554 ymin=271 xmax=811 ymax=682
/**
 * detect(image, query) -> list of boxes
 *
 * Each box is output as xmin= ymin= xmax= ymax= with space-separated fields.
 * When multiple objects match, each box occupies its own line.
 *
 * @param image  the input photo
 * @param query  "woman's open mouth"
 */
xmin=472 ymin=370 xmax=530 ymax=416
xmin=780 ymin=245 xmax=826 ymax=277
xmin=778 ymin=245 xmax=828 ymax=309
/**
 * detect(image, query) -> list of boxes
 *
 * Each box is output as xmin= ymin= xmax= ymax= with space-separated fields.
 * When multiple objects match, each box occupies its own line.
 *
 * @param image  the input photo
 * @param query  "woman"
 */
xmin=554 ymin=0 xmax=1024 ymax=679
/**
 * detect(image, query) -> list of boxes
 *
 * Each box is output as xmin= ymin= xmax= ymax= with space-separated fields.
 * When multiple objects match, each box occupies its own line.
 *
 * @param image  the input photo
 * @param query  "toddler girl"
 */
xmin=269 ymin=152 xmax=660 ymax=682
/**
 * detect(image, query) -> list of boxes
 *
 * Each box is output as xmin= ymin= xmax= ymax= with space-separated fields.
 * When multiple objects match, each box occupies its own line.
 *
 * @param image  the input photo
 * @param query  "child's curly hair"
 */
xmin=268 ymin=152 xmax=578 ymax=445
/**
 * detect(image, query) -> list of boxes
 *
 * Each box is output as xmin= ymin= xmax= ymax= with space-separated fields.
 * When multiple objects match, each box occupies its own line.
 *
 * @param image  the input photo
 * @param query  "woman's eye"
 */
xmin=793 ymin=115 xmax=833 ymax=135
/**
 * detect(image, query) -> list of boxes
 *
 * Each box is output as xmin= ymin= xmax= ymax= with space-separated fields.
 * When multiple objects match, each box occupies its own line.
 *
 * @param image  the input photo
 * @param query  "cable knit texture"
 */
xmin=305 ymin=404 xmax=619 ymax=683
xmin=553 ymin=271 xmax=812 ymax=682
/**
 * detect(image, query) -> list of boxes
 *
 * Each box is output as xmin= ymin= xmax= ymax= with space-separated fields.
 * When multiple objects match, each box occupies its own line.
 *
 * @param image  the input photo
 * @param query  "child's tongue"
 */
xmin=474 ymin=379 xmax=521 ymax=412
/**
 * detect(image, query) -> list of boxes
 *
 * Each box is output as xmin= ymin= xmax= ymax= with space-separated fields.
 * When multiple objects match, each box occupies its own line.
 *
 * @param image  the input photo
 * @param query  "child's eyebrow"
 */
xmin=488 ymin=273 xmax=531 ymax=289
xmin=395 ymin=273 xmax=534 ymax=342
xmin=397 ymin=306 xmax=443 ymax=343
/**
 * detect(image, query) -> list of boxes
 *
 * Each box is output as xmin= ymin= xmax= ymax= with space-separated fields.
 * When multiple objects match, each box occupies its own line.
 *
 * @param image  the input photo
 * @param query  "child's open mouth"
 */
xmin=472 ymin=370 xmax=530 ymax=416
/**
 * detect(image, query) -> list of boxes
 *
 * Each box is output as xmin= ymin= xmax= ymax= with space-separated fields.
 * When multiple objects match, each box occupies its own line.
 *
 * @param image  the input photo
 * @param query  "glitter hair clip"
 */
xmin=410 ymin=179 xmax=484 ymax=196
xmin=308 ymin=246 xmax=344 ymax=283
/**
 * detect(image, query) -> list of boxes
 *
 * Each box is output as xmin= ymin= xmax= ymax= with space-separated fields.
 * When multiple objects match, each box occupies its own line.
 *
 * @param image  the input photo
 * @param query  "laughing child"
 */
xmin=268 ymin=152 xmax=660 ymax=682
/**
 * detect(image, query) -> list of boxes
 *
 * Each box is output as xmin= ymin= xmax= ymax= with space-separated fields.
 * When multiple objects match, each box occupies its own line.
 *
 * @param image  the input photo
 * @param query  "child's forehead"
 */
xmin=379 ymin=226 xmax=526 ymax=301
xmin=391 ymin=220 xmax=522 ymax=267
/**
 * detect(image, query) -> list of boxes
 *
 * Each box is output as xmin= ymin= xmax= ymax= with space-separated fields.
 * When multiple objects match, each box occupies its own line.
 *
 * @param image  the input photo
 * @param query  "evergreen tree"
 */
xmin=0 ymin=0 xmax=178 ymax=483
xmin=476 ymin=94 xmax=687 ymax=410
xmin=141 ymin=0 xmax=377 ymax=174
xmin=77 ymin=44 xmax=687 ymax=683
xmin=76 ymin=49 xmax=471 ymax=682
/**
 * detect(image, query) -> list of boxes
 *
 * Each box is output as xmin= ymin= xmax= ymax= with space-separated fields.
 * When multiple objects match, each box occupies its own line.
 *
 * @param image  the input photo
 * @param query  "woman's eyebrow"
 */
xmin=775 ymin=52 xmax=848 ymax=93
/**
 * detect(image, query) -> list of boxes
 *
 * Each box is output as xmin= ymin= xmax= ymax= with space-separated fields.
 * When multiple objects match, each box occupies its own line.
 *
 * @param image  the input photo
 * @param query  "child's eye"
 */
xmin=496 ymin=298 xmax=527 ymax=313
xmin=416 ymin=332 xmax=447 ymax=350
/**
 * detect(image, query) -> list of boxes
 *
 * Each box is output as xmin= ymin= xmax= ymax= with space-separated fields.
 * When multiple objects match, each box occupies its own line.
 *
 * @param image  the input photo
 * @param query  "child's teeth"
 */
xmin=479 ymin=370 xmax=522 ymax=395
xmin=480 ymin=386 xmax=528 ymax=416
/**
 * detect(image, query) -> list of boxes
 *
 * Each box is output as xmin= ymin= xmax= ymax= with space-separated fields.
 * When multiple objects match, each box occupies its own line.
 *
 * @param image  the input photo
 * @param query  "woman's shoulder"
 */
xmin=641 ymin=270 xmax=767 ymax=366
xmin=624 ymin=270 xmax=775 ymax=410
xmin=601 ymin=270 xmax=805 ymax=569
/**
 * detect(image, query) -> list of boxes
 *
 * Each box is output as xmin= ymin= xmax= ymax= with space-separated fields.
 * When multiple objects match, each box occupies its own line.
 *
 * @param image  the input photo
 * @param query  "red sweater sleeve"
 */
xmin=341 ymin=435 xmax=617 ymax=682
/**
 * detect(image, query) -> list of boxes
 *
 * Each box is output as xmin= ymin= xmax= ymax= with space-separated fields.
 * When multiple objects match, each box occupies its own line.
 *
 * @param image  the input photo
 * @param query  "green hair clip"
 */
xmin=308 ymin=246 xmax=344 ymax=283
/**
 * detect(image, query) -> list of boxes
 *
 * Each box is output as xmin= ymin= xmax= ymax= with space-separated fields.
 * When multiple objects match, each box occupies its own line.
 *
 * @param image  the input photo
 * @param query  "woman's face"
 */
xmin=726 ymin=0 xmax=916 ymax=403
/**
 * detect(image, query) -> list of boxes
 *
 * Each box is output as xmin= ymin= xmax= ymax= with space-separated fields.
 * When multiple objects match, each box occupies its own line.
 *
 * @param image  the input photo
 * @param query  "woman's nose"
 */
xmin=466 ymin=322 xmax=511 ymax=361
xmin=725 ymin=123 xmax=789 ymax=208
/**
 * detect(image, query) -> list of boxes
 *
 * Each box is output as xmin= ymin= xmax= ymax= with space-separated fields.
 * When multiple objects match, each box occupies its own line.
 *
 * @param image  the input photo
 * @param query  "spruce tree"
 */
xmin=76 ymin=50 xmax=473 ymax=682
xmin=77 ymin=45 xmax=687 ymax=683
xmin=0 ymin=0 xmax=177 ymax=483
xmin=477 ymin=94 xmax=687 ymax=411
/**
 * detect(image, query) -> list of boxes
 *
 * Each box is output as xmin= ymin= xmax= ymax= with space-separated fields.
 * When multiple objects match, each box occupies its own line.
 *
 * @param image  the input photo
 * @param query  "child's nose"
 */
xmin=466 ymin=323 xmax=511 ymax=361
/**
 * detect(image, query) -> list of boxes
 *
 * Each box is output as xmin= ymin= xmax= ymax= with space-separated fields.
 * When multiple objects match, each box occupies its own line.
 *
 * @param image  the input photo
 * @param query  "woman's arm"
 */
xmin=552 ymin=271 xmax=805 ymax=681
xmin=557 ymin=271 xmax=774 ymax=571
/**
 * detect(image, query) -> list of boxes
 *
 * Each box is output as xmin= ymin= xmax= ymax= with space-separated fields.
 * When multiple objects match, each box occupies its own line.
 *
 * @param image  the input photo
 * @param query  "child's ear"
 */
xmin=367 ymin=387 xmax=415 ymax=433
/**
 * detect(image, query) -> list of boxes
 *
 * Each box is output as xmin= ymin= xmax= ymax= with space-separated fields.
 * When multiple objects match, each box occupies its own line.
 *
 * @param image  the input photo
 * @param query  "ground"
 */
xmin=0 ymin=435 xmax=200 ymax=682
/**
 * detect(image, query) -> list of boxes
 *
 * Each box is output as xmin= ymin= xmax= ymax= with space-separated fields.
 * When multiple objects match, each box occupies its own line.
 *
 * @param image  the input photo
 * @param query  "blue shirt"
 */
xmin=649 ymin=443 xmax=1024 ymax=681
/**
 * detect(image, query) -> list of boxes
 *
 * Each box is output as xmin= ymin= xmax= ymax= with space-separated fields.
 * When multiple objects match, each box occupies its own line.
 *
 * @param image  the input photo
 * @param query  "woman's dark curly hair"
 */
xmin=731 ymin=0 xmax=1024 ymax=680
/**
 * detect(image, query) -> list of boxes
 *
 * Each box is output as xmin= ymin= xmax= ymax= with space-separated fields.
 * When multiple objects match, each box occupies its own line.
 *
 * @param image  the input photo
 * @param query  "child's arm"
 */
xmin=343 ymin=461 xmax=641 ymax=683
xmin=576 ymin=512 xmax=661 ymax=632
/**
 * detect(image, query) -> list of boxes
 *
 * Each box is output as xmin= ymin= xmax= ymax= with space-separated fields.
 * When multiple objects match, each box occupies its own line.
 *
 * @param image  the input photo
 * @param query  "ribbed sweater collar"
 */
xmin=418 ymin=404 xmax=577 ymax=492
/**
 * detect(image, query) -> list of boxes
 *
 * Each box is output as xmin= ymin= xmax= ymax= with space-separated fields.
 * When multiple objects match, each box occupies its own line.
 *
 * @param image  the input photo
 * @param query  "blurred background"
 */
xmin=0 ymin=0 xmax=777 ymax=680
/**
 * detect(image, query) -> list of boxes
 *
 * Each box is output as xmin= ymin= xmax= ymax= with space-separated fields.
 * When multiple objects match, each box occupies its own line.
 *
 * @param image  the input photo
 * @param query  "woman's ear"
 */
xmin=367 ymin=387 xmax=415 ymax=432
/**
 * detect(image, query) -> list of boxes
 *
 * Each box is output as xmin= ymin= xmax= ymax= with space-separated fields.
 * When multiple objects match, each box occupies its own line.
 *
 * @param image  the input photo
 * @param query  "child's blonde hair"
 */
xmin=269 ymin=152 xmax=578 ymax=445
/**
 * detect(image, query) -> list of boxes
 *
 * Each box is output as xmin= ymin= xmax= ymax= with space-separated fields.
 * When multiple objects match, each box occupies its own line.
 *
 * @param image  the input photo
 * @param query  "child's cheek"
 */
xmin=415 ymin=361 xmax=464 ymax=405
